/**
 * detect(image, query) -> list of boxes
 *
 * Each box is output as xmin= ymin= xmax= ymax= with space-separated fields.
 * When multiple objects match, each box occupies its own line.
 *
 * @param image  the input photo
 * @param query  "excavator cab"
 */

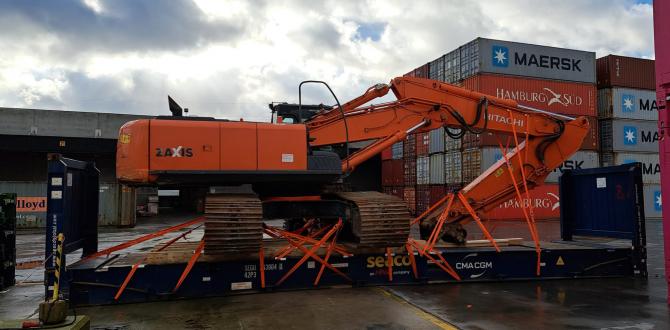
xmin=269 ymin=103 xmax=331 ymax=124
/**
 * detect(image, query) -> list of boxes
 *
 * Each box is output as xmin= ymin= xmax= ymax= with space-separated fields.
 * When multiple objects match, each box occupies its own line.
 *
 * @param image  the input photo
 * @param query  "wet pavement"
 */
xmin=1 ymin=214 xmax=668 ymax=329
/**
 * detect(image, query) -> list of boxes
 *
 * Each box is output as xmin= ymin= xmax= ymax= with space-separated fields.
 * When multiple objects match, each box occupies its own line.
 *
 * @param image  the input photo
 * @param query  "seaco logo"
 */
xmin=623 ymin=126 xmax=638 ymax=145
xmin=156 ymin=146 xmax=193 ymax=157
xmin=654 ymin=190 xmax=662 ymax=211
xmin=492 ymin=44 xmax=582 ymax=72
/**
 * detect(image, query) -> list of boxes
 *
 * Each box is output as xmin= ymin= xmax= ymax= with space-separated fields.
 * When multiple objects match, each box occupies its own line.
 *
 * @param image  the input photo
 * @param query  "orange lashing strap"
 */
xmin=506 ymin=110 xmax=542 ymax=275
xmin=172 ymin=239 xmax=205 ymax=293
xmin=314 ymin=225 xmax=342 ymax=286
xmin=456 ymin=193 xmax=500 ymax=252
xmin=408 ymin=239 xmax=460 ymax=281
xmin=83 ymin=216 xmax=205 ymax=261
xmin=406 ymin=243 xmax=419 ymax=279
xmin=386 ymin=248 xmax=393 ymax=282
xmin=114 ymin=224 xmax=202 ymax=300
xmin=259 ymin=243 xmax=266 ymax=289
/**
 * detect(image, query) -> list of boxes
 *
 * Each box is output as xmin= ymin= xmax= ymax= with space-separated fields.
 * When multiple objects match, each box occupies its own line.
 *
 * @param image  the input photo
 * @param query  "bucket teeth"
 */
xmin=336 ymin=192 xmax=411 ymax=248
xmin=204 ymin=194 xmax=263 ymax=254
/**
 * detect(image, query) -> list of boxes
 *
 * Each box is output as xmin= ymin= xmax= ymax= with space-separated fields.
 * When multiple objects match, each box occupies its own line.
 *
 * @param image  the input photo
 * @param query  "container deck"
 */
xmin=67 ymin=236 xmax=640 ymax=306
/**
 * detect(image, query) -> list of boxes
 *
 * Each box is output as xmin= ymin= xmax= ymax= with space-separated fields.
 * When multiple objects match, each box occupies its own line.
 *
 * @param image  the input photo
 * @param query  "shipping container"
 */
xmin=429 ymin=128 xmax=445 ymax=154
xmin=382 ymin=160 xmax=393 ymax=186
xmin=404 ymin=133 xmax=417 ymax=159
xmin=383 ymin=186 xmax=405 ymax=200
xmin=391 ymin=142 xmax=404 ymax=159
xmin=429 ymin=185 xmax=447 ymax=206
xmin=403 ymin=187 xmax=416 ymax=215
xmin=416 ymin=185 xmax=431 ymax=215
xmin=429 ymin=56 xmax=442 ymax=81
xmin=597 ymin=55 xmax=655 ymax=90
xmin=643 ymin=184 xmax=662 ymax=219
xmin=601 ymin=152 xmax=660 ymax=184
xmin=0 ymin=181 xmax=123 ymax=228
xmin=416 ymin=156 xmax=430 ymax=185
xmin=459 ymin=73 xmax=596 ymax=117
xmin=463 ymin=148 xmax=598 ymax=184
xmin=444 ymin=49 xmax=461 ymax=83
xmin=382 ymin=160 xmax=404 ymax=186
xmin=444 ymin=150 xmax=462 ymax=184
xmin=381 ymin=147 xmax=392 ymax=160
xmin=413 ymin=63 xmax=430 ymax=79
xmin=429 ymin=153 xmax=445 ymax=184
xmin=483 ymin=184 xmax=560 ymax=221
xmin=444 ymin=128 xmax=462 ymax=151
xmin=416 ymin=132 xmax=430 ymax=156
xmin=460 ymin=116 xmax=598 ymax=151
xmin=403 ymin=157 xmax=417 ymax=186
xmin=600 ymin=119 xmax=659 ymax=153
xmin=454 ymin=38 xmax=596 ymax=84
xmin=597 ymin=87 xmax=658 ymax=120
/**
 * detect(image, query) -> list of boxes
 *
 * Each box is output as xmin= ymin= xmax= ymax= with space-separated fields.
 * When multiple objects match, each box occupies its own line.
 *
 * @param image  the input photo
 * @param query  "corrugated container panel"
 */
xmin=601 ymin=152 xmax=660 ymax=184
xmin=381 ymin=147 xmax=392 ymax=160
xmin=467 ymin=148 xmax=598 ymax=183
xmin=429 ymin=185 xmax=446 ymax=206
xmin=429 ymin=58 xmax=441 ymax=81
xmin=403 ymin=187 xmax=416 ymax=215
xmin=416 ymin=156 xmax=430 ymax=185
xmin=391 ymin=186 xmax=405 ymax=200
xmin=429 ymin=153 xmax=445 ymax=184
xmin=381 ymin=160 xmax=394 ymax=186
xmin=415 ymin=185 xmax=431 ymax=215
xmin=459 ymin=38 xmax=596 ymax=83
xmin=599 ymin=119 xmax=658 ymax=153
xmin=597 ymin=88 xmax=658 ymax=120
xmin=403 ymin=157 xmax=417 ymax=186
xmin=547 ymin=151 xmax=599 ymax=183
xmin=596 ymin=55 xmax=655 ymax=90
xmin=404 ymin=133 xmax=417 ymax=159
xmin=461 ymin=148 xmax=482 ymax=184
xmin=444 ymin=128 xmax=462 ymax=151
xmin=429 ymin=128 xmax=445 ymax=154
xmin=391 ymin=142 xmax=404 ymax=159
xmin=643 ymin=184 xmax=662 ymax=219
xmin=414 ymin=63 xmax=430 ymax=79
xmin=483 ymin=184 xmax=560 ymax=221
xmin=0 ymin=181 xmax=121 ymax=228
xmin=416 ymin=132 xmax=430 ymax=156
xmin=98 ymin=183 xmax=121 ymax=226
xmin=459 ymin=73 xmax=596 ymax=116
xmin=391 ymin=159 xmax=404 ymax=186
xmin=445 ymin=183 xmax=463 ymax=194
xmin=403 ymin=70 xmax=415 ymax=78
xmin=460 ymin=115 xmax=598 ymax=151
xmin=444 ymin=150 xmax=462 ymax=184
xmin=444 ymin=49 xmax=461 ymax=83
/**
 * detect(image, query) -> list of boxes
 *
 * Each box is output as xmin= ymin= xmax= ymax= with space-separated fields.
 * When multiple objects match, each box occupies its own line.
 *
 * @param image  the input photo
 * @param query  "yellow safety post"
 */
xmin=52 ymin=233 xmax=64 ymax=301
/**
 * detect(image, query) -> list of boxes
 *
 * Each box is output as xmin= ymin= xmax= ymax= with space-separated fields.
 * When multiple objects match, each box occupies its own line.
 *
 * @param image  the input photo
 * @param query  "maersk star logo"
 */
xmin=654 ymin=191 xmax=662 ymax=211
xmin=492 ymin=45 xmax=509 ymax=67
xmin=623 ymin=126 xmax=637 ymax=145
xmin=622 ymin=94 xmax=635 ymax=112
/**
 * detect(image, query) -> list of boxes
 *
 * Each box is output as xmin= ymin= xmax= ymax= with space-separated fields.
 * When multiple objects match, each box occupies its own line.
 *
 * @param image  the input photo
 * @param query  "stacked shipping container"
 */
xmin=387 ymin=40 xmax=658 ymax=222
xmin=597 ymin=55 xmax=659 ymax=218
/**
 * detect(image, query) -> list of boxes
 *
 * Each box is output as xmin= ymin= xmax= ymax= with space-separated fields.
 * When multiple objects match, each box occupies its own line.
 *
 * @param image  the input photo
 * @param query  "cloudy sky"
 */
xmin=0 ymin=0 xmax=654 ymax=121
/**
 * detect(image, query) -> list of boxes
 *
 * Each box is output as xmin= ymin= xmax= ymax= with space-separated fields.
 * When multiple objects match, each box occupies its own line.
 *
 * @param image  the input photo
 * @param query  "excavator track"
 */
xmin=336 ymin=191 xmax=410 ymax=248
xmin=204 ymin=194 xmax=263 ymax=254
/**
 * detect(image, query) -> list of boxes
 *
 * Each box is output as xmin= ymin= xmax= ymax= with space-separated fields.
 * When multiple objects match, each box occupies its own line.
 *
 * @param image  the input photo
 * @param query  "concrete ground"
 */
xmin=1 ymin=212 xmax=668 ymax=329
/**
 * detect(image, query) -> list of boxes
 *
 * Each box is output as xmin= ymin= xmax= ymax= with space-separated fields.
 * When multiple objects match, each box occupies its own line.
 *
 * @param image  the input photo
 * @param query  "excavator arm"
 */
xmin=306 ymin=77 xmax=590 ymax=234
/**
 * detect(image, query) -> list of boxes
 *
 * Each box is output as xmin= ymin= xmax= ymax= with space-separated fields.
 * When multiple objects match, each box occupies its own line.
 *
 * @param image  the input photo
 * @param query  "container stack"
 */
xmin=596 ymin=55 xmax=660 ymax=219
xmin=389 ymin=38 xmax=613 ymax=220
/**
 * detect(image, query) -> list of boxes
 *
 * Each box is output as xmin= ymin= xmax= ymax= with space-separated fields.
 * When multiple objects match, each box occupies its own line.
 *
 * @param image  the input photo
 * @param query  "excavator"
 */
xmin=116 ymin=77 xmax=589 ymax=254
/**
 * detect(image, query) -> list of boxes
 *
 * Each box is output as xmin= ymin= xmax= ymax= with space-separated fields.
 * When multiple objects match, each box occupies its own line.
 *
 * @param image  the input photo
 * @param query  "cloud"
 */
xmin=0 ymin=0 xmax=654 ymax=122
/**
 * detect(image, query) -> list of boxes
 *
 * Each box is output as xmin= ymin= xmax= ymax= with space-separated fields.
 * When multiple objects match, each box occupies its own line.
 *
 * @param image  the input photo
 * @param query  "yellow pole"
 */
xmin=52 ymin=233 xmax=64 ymax=302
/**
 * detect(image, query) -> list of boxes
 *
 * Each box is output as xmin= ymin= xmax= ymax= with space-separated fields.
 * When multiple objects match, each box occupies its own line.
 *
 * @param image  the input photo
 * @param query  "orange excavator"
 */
xmin=116 ymin=77 xmax=589 ymax=253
